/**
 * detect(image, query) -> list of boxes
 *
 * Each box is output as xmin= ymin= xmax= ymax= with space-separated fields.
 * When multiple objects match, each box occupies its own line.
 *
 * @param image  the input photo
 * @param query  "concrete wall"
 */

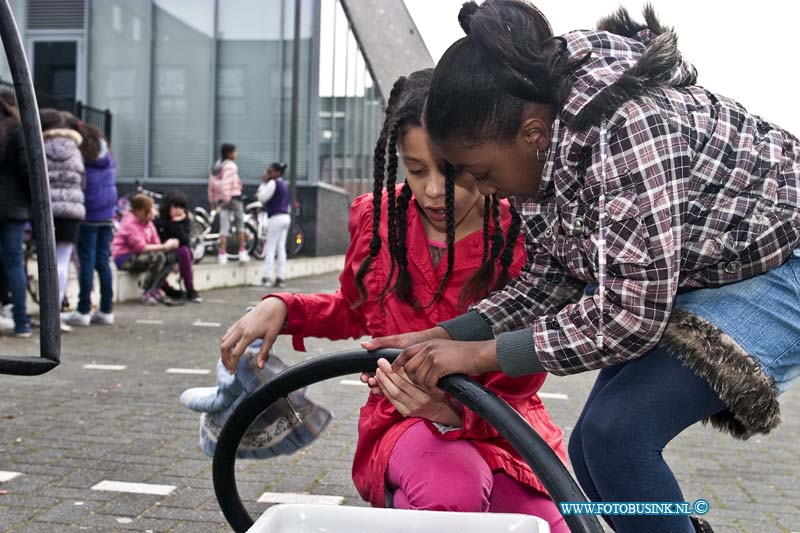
xmin=28 ymin=255 xmax=345 ymax=314
xmin=117 ymin=181 xmax=352 ymax=257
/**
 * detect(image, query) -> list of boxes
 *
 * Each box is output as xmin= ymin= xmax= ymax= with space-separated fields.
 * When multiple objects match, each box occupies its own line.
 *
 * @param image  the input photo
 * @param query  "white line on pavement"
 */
xmin=91 ymin=480 xmax=176 ymax=496
xmin=0 ymin=471 xmax=22 ymax=482
xmin=339 ymin=379 xmax=365 ymax=387
xmin=538 ymin=392 xmax=569 ymax=400
xmin=257 ymin=492 xmax=344 ymax=505
xmin=135 ymin=319 xmax=164 ymax=325
xmin=83 ymin=364 xmax=127 ymax=371
xmin=166 ymin=368 xmax=211 ymax=375
xmin=192 ymin=320 xmax=222 ymax=328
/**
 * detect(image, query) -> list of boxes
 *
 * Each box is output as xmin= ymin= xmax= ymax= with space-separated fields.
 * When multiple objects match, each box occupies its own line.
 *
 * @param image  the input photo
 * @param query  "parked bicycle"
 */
xmin=190 ymin=198 xmax=258 ymax=264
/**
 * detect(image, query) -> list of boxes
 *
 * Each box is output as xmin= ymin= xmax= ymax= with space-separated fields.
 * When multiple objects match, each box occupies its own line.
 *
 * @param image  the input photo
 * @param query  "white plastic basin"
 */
xmin=247 ymin=504 xmax=550 ymax=532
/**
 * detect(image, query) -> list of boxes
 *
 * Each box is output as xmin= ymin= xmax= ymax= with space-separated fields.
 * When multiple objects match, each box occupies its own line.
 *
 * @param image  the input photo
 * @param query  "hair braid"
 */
xmin=480 ymin=195 xmax=491 ymax=264
xmin=354 ymin=77 xmax=407 ymax=305
xmin=392 ymin=184 xmax=415 ymax=306
xmin=490 ymin=194 xmax=504 ymax=261
xmin=426 ymin=164 xmax=456 ymax=306
xmin=380 ymin=125 xmax=401 ymax=297
xmin=496 ymin=203 xmax=522 ymax=288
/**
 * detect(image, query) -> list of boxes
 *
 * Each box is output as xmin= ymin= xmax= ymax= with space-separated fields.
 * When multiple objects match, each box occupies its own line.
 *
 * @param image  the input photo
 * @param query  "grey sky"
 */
xmin=405 ymin=0 xmax=800 ymax=133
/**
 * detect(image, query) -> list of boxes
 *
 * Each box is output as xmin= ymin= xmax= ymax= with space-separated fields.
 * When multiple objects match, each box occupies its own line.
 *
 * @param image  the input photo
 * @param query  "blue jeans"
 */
xmin=77 ymin=224 xmax=114 ymax=314
xmin=0 ymin=220 xmax=29 ymax=331
xmin=569 ymin=253 xmax=800 ymax=533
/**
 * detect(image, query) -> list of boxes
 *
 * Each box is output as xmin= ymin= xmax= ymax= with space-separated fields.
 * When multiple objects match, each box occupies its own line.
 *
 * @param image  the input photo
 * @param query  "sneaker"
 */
xmin=261 ymin=277 xmax=270 ymax=286
xmin=0 ymin=315 xmax=14 ymax=333
xmin=62 ymin=310 xmax=91 ymax=327
xmin=60 ymin=320 xmax=73 ymax=333
xmin=273 ymin=278 xmax=286 ymax=288
xmin=141 ymin=290 xmax=159 ymax=306
xmin=238 ymin=250 xmax=250 ymax=263
xmin=1 ymin=303 xmax=12 ymax=319
xmin=163 ymin=285 xmax=184 ymax=300
xmin=14 ymin=324 xmax=32 ymax=338
xmin=218 ymin=253 xmax=228 ymax=265
xmin=185 ymin=289 xmax=203 ymax=303
xmin=91 ymin=311 xmax=114 ymax=325
xmin=154 ymin=290 xmax=185 ymax=307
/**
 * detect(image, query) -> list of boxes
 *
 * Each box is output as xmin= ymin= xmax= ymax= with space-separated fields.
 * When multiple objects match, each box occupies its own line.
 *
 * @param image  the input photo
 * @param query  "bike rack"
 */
xmin=213 ymin=349 xmax=604 ymax=533
xmin=0 ymin=0 xmax=60 ymax=376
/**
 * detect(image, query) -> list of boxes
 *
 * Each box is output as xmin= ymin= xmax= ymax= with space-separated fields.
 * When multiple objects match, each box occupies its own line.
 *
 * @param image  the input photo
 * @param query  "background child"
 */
xmin=111 ymin=194 xmax=180 ymax=306
xmin=256 ymin=162 xmax=290 ymax=287
xmin=41 ymin=109 xmax=85 ymax=332
xmin=219 ymin=70 xmax=568 ymax=533
xmin=208 ymin=143 xmax=248 ymax=264
xmin=156 ymin=191 xmax=202 ymax=303
xmin=0 ymin=89 xmax=31 ymax=337
xmin=63 ymin=123 xmax=117 ymax=327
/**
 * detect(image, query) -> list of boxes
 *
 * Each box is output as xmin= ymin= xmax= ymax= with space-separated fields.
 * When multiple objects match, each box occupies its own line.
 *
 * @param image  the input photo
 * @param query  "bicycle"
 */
xmin=191 ymin=199 xmax=258 ymax=264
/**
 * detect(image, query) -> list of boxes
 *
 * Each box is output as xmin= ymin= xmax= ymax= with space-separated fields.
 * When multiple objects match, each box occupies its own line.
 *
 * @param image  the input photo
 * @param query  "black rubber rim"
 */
xmin=212 ymin=349 xmax=603 ymax=533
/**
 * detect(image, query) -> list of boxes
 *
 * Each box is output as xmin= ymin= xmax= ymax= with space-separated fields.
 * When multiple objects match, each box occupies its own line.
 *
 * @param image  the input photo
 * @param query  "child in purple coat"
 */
xmin=64 ymin=123 xmax=117 ymax=326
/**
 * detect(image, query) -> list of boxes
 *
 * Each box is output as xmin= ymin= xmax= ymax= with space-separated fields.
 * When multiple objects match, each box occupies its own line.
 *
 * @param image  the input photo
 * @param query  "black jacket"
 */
xmin=155 ymin=216 xmax=191 ymax=247
xmin=0 ymin=126 xmax=31 ymax=221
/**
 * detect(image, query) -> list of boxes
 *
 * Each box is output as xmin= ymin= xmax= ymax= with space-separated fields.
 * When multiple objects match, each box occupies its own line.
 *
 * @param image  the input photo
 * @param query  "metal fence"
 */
xmin=0 ymin=77 xmax=112 ymax=141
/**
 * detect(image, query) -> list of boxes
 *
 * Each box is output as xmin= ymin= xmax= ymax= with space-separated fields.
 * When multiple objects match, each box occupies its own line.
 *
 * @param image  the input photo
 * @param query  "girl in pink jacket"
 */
xmin=111 ymin=194 xmax=180 ymax=305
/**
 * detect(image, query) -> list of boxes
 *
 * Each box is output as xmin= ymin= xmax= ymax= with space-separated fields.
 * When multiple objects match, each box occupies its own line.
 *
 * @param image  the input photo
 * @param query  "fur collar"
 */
xmin=42 ymin=128 xmax=83 ymax=146
xmin=567 ymin=6 xmax=698 ymax=131
xmin=660 ymin=309 xmax=781 ymax=440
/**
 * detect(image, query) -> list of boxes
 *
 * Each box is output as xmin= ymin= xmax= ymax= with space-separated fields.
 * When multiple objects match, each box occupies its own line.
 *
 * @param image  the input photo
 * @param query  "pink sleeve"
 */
xmin=125 ymin=225 xmax=148 ymax=253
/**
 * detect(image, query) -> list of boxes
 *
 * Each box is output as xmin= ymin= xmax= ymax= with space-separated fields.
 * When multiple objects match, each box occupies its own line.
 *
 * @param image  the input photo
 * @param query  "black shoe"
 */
xmin=154 ymin=290 xmax=185 ymax=307
xmin=186 ymin=289 xmax=203 ymax=303
xmin=273 ymin=278 xmax=286 ymax=288
xmin=690 ymin=517 xmax=714 ymax=533
xmin=163 ymin=285 xmax=184 ymax=300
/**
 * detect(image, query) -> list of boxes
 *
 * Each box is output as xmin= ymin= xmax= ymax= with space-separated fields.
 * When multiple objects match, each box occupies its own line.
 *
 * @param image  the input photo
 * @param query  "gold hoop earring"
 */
xmin=536 ymin=148 xmax=548 ymax=163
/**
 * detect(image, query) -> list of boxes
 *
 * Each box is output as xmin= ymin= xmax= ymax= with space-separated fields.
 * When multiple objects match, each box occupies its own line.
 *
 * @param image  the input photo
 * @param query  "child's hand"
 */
xmin=361 ymin=326 xmax=451 ymax=352
xmin=164 ymin=238 xmax=179 ymax=251
xmin=374 ymin=358 xmax=461 ymax=426
xmin=220 ymin=297 xmax=288 ymax=373
xmin=359 ymin=371 xmax=382 ymax=396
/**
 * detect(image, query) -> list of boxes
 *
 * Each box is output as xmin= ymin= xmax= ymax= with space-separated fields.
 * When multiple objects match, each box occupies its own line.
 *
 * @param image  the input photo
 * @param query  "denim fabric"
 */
xmin=180 ymin=341 xmax=332 ymax=459
xmin=674 ymin=251 xmax=800 ymax=393
xmin=77 ymin=224 xmax=114 ymax=314
xmin=0 ymin=221 xmax=29 ymax=330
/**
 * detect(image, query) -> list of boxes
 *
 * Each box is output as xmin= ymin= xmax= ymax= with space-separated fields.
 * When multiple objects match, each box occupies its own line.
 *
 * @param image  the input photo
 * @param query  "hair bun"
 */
xmin=458 ymin=2 xmax=480 ymax=35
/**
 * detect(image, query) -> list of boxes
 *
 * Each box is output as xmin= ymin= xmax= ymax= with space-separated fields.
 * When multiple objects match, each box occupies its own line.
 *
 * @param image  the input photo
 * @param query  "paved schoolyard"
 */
xmin=1 ymin=273 xmax=798 ymax=532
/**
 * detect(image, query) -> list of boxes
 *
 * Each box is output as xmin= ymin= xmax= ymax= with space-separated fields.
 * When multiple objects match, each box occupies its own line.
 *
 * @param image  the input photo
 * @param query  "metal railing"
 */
xmin=0 ymin=78 xmax=112 ymax=141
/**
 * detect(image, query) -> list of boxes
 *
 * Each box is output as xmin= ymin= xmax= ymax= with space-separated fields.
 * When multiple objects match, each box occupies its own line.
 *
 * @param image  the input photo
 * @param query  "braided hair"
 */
xmin=459 ymin=196 xmax=522 ymax=309
xmin=354 ymin=69 xmax=523 ymax=309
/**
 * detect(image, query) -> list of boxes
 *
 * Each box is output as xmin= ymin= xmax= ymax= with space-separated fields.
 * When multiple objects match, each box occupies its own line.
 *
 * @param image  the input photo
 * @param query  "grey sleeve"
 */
xmin=496 ymin=329 xmax=545 ymax=376
xmin=438 ymin=310 xmax=495 ymax=342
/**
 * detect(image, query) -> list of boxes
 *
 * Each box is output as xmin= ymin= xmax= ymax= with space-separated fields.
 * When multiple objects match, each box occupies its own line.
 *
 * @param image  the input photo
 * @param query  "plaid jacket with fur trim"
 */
xmin=467 ymin=28 xmax=800 ymax=376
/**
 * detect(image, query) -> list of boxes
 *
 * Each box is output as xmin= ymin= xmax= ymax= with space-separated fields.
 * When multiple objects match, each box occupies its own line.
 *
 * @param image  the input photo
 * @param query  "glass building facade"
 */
xmin=0 ymin=0 xmax=384 ymax=196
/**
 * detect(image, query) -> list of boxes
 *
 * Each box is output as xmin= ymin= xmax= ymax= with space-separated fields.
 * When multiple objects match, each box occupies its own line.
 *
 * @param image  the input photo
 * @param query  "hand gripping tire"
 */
xmin=212 ymin=349 xmax=604 ymax=533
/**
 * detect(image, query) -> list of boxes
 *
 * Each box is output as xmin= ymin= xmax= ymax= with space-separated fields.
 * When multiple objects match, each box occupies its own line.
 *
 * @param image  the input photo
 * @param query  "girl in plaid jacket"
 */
xmin=368 ymin=2 xmax=800 ymax=532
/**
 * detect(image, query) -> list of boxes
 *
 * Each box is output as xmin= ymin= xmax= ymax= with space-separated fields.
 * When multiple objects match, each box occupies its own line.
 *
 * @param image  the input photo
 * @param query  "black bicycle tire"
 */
xmin=212 ymin=349 xmax=603 ymax=533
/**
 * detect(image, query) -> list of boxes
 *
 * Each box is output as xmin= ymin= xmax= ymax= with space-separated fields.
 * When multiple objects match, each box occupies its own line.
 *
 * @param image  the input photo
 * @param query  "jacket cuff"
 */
xmin=496 ymin=329 xmax=545 ymax=376
xmin=438 ymin=311 xmax=494 ymax=342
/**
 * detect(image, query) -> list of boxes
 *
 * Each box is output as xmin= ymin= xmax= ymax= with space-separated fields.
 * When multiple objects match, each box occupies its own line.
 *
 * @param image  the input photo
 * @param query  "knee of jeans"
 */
xmin=567 ymin=423 xmax=585 ymax=466
xmin=579 ymin=407 xmax=628 ymax=461
xmin=402 ymin=463 xmax=492 ymax=512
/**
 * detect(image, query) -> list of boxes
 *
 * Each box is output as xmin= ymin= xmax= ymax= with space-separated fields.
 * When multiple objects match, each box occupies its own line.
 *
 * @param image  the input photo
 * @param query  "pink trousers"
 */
xmin=386 ymin=421 xmax=568 ymax=533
